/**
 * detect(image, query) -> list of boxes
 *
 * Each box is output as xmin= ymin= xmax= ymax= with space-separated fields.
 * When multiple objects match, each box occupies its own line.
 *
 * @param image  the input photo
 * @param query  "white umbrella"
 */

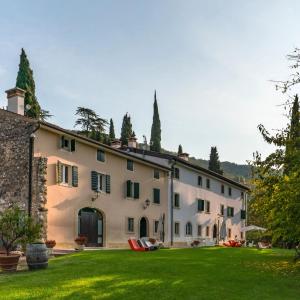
xmin=241 ymin=225 xmax=266 ymax=232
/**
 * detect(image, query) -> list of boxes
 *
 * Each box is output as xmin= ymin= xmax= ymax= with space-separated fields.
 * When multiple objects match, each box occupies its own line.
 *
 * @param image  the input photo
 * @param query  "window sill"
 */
xmin=174 ymin=206 xmax=180 ymax=209
xmin=152 ymin=202 xmax=161 ymax=206
xmin=58 ymin=183 xmax=72 ymax=188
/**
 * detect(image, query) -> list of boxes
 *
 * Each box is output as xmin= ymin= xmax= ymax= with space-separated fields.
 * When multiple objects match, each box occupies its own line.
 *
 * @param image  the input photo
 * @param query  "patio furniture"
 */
xmin=128 ymin=239 xmax=148 ymax=251
xmin=257 ymin=242 xmax=272 ymax=249
xmin=140 ymin=238 xmax=158 ymax=251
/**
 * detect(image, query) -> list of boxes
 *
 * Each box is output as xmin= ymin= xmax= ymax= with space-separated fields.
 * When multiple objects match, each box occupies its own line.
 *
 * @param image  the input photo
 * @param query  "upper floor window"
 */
xmin=97 ymin=149 xmax=105 ymax=162
xmin=228 ymin=187 xmax=232 ymax=196
xmin=153 ymin=188 xmax=160 ymax=204
xmin=127 ymin=218 xmax=134 ymax=232
xmin=57 ymin=161 xmax=78 ymax=187
xmin=60 ymin=136 xmax=76 ymax=152
xmin=206 ymin=178 xmax=210 ymax=189
xmin=174 ymin=193 xmax=180 ymax=208
xmin=221 ymin=184 xmax=225 ymax=194
xmin=62 ymin=165 xmax=69 ymax=184
xmin=127 ymin=159 xmax=134 ymax=171
xmin=126 ymin=180 xmax=139 ymax=199
xmin=174 ymin=167 xmax=180 ymax=179
xmin=91 ymin=171 xmax=111 ymax=194
xmin=186 ymin=222 xmax=193 ymax=236
xmin=227 ymin=206 xmax=234 ymax=217
xmin=154 ymin=169 xmax=160 ymax=179
xmin=198 ymin=176 xmax=202 ymax=186
xmin=197 ymin=199 xmax=210 ymax=213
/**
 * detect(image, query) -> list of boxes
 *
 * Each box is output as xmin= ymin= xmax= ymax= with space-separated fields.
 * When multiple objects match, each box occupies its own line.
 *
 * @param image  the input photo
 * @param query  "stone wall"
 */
xmin=0 ymin=109 xmax=46 ymax=231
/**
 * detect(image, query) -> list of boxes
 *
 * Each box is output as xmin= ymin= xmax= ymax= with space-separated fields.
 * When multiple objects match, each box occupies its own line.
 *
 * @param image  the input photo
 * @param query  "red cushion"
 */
xmin=128 ymin=239 xmax=146 ymax=251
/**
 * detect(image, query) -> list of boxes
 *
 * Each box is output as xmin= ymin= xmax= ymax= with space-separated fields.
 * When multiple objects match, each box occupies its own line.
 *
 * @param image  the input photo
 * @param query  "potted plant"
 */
xmin=0 ymin=205 xmax=41 ymax=272
xmin=74 ymin=236 xmax=87 ymax=250
xmin=45 ymin=240 xmax=56 ymax=257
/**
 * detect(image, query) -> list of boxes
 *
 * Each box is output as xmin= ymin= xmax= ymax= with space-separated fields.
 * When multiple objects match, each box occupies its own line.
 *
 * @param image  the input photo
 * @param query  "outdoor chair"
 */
xmin=128 ymin=239 xmax=147 ymax=251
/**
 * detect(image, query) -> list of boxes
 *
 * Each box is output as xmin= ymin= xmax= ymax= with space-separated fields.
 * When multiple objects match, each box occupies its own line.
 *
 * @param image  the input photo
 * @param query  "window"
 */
xmin=174 ymin=193 xmax=180 ymax=208
xmin=186 ymin=222 xmax=192 ymax=236
xmin=198 ymin=176 xmax=202 ymax=186
xmin=228 ymin=187 xmax=232 ymax=196
xmin=91 ymin=171 xmax=111 ymax=194
xmin=154 ymin=169 xmax=160 ymax=179
xmin=153 ymin=188 xmax=160 ymax=204
xmin=126 ymin=180 xmax=140 ymax=199
xmin=228 ymin=228 xmax=232 ymax=239
xmin=174 ymin=222 xmax=180 ymax=236
xmin=205 ymin=201 xmax=210 ymax=213
xmin=241 ymin=232 xmax=244 ymax=239
xmin=206 ymin=226 xmax=210 ymax=237
xmin=206 ymin=178 xmax=210 ymax=189
xmin=127 ymin=218 xmax=134 ymax=232
xmin=127 ymin=159 xmax=134 ymax=171
xmin=241 ymin=210 xmax=246 ymax=220
xmin=197 ymin=225 xmax=202 ymax=236
xmin=227 ymin=207 xmax=234 ymax=217
xmin=62 ymin=165 xmax=69 ymax=184
xmin=154 ymin=220 xmax=159 ymax=233
xmin=97 ymin=173 xmax=105 ymax=192
xmin=60 ymin=136 xmax=75 ymax=152
xmin=174 ymin=167 xmax=180 ymax=179
xmin=197 ymin=199 xmax=205 ymax=212
xmin=97 ymin=149 xmax=105 ymax=162
xmin=221 ymin=184 xmax=225 ymax=194
xmin=220 ymin=204 xmax=224 ymax=216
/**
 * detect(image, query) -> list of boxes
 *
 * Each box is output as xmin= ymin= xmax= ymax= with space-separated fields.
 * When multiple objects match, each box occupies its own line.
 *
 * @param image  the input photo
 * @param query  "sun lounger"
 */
xmin=128 ymin=239 xmax=147 ymax=251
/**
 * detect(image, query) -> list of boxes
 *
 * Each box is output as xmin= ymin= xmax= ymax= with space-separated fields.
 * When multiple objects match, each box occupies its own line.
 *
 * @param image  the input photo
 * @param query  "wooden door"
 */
xmin=80 ymin=211 xmax=102 ymax=247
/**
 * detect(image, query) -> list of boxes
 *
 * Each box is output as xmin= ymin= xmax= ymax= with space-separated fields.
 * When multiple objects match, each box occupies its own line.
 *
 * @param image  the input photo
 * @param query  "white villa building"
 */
xmin=124 ymin=142 xmax=249 ymax=247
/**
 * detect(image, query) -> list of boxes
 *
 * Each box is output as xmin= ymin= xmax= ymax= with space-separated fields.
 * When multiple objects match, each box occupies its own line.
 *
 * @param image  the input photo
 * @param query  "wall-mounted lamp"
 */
xmin=91 ymin=189 xmax=102 ymax=202
xmin=143 ymin=199 xmax=150 ymax=209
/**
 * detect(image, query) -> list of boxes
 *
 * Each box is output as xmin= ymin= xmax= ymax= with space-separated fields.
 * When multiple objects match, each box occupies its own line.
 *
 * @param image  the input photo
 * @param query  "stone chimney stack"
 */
xmin=178 ymin=152 xmax=189 ymax=161
xmin=5 ymin=87 xmax=26 ymax=116
xmin=128 ymin=136 xmax=138 ymax=148
xmin=111 ymin=139 xmax=122 ymax=149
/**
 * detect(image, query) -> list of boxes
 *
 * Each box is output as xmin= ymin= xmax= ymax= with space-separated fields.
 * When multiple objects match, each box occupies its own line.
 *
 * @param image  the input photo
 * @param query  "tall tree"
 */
xmin=150 ymin=90 xmax=161 ymax=152
xmin=109 ymin=118 xmax=116 ymax=141
xmin=178 ymin=144 xmax=183 ymax=155
xmin=120 ymin=113 xmax=133 ymax=145
xmin=16 ymin=48 xmax=42 ymax=119
xmin=208 ymin=146 xmax=223 ymax=175
xmin=74 ymin=107 xmax=97 ymax=136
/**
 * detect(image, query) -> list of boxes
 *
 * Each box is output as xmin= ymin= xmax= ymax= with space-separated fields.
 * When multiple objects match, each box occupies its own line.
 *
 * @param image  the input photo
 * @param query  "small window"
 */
xmin=60 ymin=136 xmax=75 ymax=152
xmin=62 ymin=165 xmax=69 ymax=184
xmin=221 ymin=184 xmax=225 ymax=194
xmin=197 ymin=225 xmax=202 ymax=236
xmin=126 ymin=181 xmax=140 ymax=199
xmin=206 ymin=178 xmax=210 ymax=189
xmin=206 ymin=226 xmax=210 ymax=237
xmin=154 ymin=169 xmax=160 ymax=179
xmin=220 ymin=204 xmax=224 ymax=216
xmin=127 ymin=159 xmax=134 ymax=171
xmin=174 ymin=167 xmax=180 ymax=179
xmin=227 ymin=207 xmax=234 ymax=217
xmin=174 ymin=193 xmax=180 ymax=208
xmin=228 ymin=228 xmax=232 ymax=239
xmin=97 ymin=149 xmax=105 ymax=162
xmin=198 ymin=176 xmax=202 ymax=186
xmin=153 ymin=188 xmax=160 ymax=204
xmin=205 ymin=200 xmax=210 ymax=213
xmin=197 ymin=199 xmax=205 ymax=212
xmin=127 ymin=218 xmax=134 ymax=232
xmin=174 ymin=222 xmax=180 ymax=235
xmin=228 ymin=187 xmax=232 ymax=196
xmin=154 ymin=220 xmax=159 ymax=233
xmin=186 ymin=222 xmax=192 ymax=236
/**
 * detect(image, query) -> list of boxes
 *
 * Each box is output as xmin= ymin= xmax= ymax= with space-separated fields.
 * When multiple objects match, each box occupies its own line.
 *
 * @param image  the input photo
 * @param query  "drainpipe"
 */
xmin=170 ymin=159 xmax=175 ymax=246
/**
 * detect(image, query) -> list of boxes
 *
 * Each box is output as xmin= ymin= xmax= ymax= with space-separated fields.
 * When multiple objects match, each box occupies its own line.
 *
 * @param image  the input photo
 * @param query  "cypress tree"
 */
xmin=178 ymin=144 xmax=183 ymax=155
xmin=16 ymin=48 xmax=41 ymax=119
xmin=150 ymin=90 xmax=161 ymax=152
xmin=120 ymin=113 xmax=133 ymax=145
xmin=208 ymin=146 xmax=223 ymax=175
xmin=109 ymin=118 xmax=116 ymax=141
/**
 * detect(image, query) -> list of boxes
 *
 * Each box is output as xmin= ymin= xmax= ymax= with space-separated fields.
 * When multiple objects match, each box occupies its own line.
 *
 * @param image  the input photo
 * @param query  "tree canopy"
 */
xmin=208 ymin=146 xmax=223 ymax=175
xmin=150 ymin=91 xmax=161 ymax=152
xmin=120 ymin=113 xmax=133 ymax=146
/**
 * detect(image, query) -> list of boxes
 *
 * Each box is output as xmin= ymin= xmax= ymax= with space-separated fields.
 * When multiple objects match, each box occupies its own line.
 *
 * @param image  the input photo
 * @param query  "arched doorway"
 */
xmin=213 ymin=224 xmax=217 ymax=239
xmin=78 ymin=208 xmax=104 ymax=247
xmin=139 ymin=217 xmax=148 ymax=238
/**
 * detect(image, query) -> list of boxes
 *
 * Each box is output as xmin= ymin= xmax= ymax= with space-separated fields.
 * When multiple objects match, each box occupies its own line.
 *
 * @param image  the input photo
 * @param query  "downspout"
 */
xmin=170 ymin=159 xmax=175 ymax=246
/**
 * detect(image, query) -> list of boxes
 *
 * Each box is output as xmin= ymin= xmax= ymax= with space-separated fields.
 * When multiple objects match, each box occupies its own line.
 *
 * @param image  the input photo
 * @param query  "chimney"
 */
xmin=178 ymin=152 xmax=189 ymax=161
xmin=128 ymin=136 xmax=138 ymax=148
xmin=5 ymin=87 xmax=26 ymax=116
xmin=111 ymin=139 xmax=122 ymax=149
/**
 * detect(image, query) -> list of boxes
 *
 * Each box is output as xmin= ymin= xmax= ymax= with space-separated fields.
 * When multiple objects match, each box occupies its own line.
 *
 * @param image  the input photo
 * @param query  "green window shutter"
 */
xmin=153 ymin=188 xmax=160 ymax=204
xmin=91 ymin=171 xmax=98 ymax=191
xmin=72 ymin=166 xmax=78 ymax=187
xmin=106 ymin=175 xmax=111 ymax=194
xmin=126 ymin=180 xmax=132 ymax=197
xmin=71 ymin=139 xmax=76 ymax=152
xmin=57 ymin=161 xmax=63 ymax=184
xmin=198 ymin=199 xmax=205 ymax=211
xmin=206 ymin=201 xmax=210 ymax=213
xmin=241 ymin=210 xmax=246 ymax=220
xmin=60 ymin=136 xmax=65 ymax=148
xmin=134 ymin=182 xmax=140 ymax=199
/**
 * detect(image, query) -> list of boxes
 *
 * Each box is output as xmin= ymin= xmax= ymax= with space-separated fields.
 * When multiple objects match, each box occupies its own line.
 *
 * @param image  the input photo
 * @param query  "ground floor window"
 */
xmin=127 ymin=218 xmax=134 ymax=233
xmin=186 ymin=222 xmax=193 ymax=236
xmin=206 ymin=226 xmax=210 ymax=237
xmin=154 ymin=220 xmax=159 ymax=234
xmin=197 ymin=225 xmax=202 ymax=236
xmin=174 ymin=222 xmax=180 ymax=236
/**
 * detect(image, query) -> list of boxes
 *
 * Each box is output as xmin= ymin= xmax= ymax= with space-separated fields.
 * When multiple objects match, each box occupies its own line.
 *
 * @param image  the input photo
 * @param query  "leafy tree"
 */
xmin=109 ymin=118 xmax=116 ymax=141
xmin=150 ymin=90 xmax=161 ymax=152
xmin=178 ymin=144 xmax=183 ymax=155
xmin=74 ymin=107 xmax=97 ymax=136
xmin=16 ymin=48 xmax=48 ymax=120
xmin=120 ymin=113 xmax=133 ymax=145
xmin=208 ymin=146 xmax=223 ymax=175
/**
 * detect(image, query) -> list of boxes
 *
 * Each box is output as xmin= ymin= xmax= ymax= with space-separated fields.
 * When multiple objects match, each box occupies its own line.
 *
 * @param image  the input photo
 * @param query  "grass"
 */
xmin=0 ymin=247 xmax=299 ymax=300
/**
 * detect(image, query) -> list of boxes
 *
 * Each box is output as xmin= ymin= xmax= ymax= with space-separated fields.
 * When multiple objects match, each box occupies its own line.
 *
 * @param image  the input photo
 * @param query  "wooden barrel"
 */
xmin=26 ymin=243 xmax=48 ymax=270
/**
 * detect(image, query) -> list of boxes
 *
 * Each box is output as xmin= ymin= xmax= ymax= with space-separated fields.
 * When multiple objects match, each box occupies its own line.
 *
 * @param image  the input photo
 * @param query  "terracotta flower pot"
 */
xmin=0 ymin=254 xmax=20 ymax=272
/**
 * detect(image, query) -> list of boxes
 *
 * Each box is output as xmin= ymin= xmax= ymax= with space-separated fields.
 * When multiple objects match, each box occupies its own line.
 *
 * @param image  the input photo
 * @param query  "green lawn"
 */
xmin=0 ymin=247 xmax=299 ymax=300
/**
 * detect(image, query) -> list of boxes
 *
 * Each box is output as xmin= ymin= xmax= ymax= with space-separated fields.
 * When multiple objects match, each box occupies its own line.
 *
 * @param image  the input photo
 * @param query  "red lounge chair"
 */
xmin=128 ymin=239 xmax=147 ymax=251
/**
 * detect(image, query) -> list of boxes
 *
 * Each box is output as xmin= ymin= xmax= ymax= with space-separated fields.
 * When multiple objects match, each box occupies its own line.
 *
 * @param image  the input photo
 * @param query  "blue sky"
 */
xmin=1 ymin=0 xmax=300 ymax=163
